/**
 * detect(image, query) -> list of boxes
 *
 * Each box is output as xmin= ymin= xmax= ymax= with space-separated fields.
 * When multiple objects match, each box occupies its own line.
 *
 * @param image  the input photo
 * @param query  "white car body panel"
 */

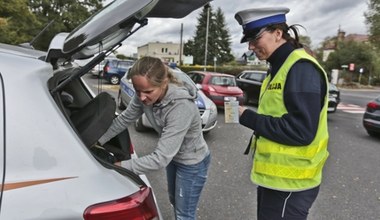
xmin=0 ymin=52 xmax=142 ymax=219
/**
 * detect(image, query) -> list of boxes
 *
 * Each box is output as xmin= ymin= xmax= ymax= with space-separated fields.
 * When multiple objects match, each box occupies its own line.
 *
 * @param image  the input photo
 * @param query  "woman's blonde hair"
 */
xmin=127 ymin=56 xmax=180 ymax=86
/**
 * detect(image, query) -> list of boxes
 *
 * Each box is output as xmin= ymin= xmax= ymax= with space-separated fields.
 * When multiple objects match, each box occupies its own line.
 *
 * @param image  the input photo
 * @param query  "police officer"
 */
xmin=235 ymin=7 xmax=329 ymax=220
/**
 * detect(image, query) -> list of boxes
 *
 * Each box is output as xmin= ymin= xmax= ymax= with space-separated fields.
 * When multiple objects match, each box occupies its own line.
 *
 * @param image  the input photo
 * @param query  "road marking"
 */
xmin=337 ymin=103 xmax=365 ymax=114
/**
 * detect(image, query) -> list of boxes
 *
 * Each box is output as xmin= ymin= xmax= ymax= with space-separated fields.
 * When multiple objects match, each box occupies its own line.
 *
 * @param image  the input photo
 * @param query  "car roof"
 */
xmin=241 ymin=70 xmax=267 ymax=74
xmin=189 ymin=71 xmax=234 ymax=77
xmin=0 ymin=43 xmax=46 ymax=60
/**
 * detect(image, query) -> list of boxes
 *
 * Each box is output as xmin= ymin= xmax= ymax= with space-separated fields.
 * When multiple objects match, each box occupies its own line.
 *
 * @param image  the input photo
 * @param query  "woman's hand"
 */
xmin=114 ymin=161 xmax=121 ymax=166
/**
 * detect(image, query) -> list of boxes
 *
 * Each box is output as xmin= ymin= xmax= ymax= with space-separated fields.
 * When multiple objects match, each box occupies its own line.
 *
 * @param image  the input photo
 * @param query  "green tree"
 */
xmin=183 ymin=39 xmax=195 ymax=56
xmin=213 ymin=8 xmax=234 ymax=64
xmin=324 ymin=41 xmax=374 ymax=82
xmin=365 ymin=0 xmax=380 ymax=49
xmin=185 ymin=5 xmax=212 ymax=65
xmin=0 ymin=0 xmax=40 ymax=45
xmin=28 ymin=0 xmax=104 ymax=50
xmin=364 ymin=0 xmax=380 ymax=85
xmin=299 ymin=35 xmax=311 ymax=48
xmin=184 ymin=4 xmax=234 ymax=65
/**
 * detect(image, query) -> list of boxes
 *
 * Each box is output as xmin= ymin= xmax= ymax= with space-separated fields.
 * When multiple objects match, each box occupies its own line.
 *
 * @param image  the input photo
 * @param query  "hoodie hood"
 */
xmin=154 ymin=82 xmax=197 ymax=108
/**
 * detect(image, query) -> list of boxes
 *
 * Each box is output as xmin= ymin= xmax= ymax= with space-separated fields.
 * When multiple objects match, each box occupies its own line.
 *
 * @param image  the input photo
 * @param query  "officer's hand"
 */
xmin=239 ymin=106 xmax=247 ymax=116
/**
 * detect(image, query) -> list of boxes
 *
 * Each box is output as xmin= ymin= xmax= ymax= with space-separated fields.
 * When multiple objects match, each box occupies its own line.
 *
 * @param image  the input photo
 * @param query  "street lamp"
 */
xmin=203 ymin=4 xmax=210 ymax=71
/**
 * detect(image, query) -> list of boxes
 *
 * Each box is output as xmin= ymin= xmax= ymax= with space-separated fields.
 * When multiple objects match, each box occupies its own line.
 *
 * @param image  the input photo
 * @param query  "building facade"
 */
xmin=137 ymin=41 xmax=182 ymax=64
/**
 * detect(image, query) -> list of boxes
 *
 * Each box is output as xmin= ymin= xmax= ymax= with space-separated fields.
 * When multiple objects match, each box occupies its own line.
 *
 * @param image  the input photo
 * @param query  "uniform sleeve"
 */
xmin=121 ymin=100 xmax=194 ymax=175
xmin=239 ymin=61 xmax=326 ymax=146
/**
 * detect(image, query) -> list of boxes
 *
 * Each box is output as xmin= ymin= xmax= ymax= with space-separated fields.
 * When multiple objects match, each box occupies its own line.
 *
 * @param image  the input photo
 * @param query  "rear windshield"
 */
xmin=210 ymin=76 xmax=236 ymax=86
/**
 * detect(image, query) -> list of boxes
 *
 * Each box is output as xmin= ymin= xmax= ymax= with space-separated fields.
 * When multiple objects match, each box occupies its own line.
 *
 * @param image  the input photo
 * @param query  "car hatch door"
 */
xmin=0 ymin=73 xmax=5 ymax=209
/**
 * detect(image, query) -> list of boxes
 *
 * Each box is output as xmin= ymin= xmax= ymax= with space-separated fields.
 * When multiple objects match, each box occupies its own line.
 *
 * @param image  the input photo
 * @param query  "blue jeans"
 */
xmin=166 ymin=153 xmax=211 ymax=220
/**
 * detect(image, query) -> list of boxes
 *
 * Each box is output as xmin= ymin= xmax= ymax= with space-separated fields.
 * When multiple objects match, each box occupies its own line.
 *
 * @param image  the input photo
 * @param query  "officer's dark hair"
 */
xmin=265 ymin=23 xmax=305 ymax=49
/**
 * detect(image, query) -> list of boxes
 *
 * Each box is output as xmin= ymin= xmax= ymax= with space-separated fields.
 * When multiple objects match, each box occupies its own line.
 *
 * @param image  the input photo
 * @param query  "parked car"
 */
xmin=103 ymin=59 xmax=135 ymax=85
xmin=236 ymin=69 xmax=340 ymax=113
xmin=328 ymin=83 xmax=341 ymax=113
xmin=0 ymin=0 xmax=210 ymax=218
xmin=118 ymin=67 xmax=218 ymax=134
xmin=187 ymin=71 xmax=244 ymax=107
xmin=235 ymin=70 xmax=267 ymax=105
xmin=90 ymin=59 xmax=106 ymax=77
xmin=362 ymin=95 xmax=380 ymax=137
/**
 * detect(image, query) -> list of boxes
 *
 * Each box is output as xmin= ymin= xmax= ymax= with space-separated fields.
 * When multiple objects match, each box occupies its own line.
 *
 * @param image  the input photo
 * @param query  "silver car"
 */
xmin=0 ymin=0 xmax=210 ymax=218
xmin=118 ymin=67 xmax=218 ymax=134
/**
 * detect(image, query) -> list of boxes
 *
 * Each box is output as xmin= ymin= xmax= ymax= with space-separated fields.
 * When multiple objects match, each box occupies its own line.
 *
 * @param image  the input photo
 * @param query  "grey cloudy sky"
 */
xmin=116 ymin=0 xmax=369 ymax=57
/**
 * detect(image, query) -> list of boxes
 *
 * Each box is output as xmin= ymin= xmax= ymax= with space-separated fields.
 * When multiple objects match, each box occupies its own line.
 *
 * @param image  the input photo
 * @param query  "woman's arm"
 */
xmin=98 ymin=95 xmax=144 ymax=145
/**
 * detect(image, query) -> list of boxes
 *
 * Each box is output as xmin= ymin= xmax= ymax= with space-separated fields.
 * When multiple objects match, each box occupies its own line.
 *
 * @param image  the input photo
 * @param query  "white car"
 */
xmin=0 ymin=0 xmax=210 ymax=219
xmin=118 ymin=67 xmax=218 ymax=134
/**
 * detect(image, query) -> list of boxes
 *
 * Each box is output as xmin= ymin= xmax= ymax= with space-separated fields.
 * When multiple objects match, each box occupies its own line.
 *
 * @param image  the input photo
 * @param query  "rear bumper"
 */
xmin=363 ymin=116 xmax=380 ymax=133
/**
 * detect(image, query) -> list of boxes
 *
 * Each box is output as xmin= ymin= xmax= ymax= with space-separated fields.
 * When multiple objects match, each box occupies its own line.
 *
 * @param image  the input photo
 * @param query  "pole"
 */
xmin=203 ymin=4 xmax=210 ymax=71
xmin=214 ymin=56 xmax=216 ymax=72
xmin=179 ymin=23 xmax=183 ymax=66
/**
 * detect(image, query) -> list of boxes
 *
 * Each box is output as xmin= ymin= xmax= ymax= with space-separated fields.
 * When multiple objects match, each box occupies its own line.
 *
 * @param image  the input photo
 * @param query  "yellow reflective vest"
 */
xmin=250 ymin=49 xmax=329 ymax=191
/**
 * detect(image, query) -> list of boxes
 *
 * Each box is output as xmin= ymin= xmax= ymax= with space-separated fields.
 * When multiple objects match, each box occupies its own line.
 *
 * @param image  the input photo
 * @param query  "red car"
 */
xmin=188 ymin=71 xmax=244 ymax=107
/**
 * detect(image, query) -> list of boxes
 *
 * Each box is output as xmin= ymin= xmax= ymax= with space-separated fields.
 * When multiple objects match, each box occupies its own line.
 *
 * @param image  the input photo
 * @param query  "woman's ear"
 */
xmin=275 ymin=29 xmax=283 ymax=42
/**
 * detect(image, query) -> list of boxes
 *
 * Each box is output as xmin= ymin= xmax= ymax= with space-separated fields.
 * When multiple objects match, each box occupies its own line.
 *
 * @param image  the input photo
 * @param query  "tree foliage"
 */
xmin=0 ymin=0 xmax=40 ymax=45
xmin=365 ymin=0 xmax=380 ymax=49
xmin=324 ymin=41 xmax=373 ymax=71
xmin=214 ymin=8 xmax=234 ymax=64
xmin=28 ymin=0 xmax=104 ymax=50
xmin=323 ymin=40 xmax=376 ymax=84
xmin=0 ymin=0 xmax=104 ymax=50
xmin=299 ymin=35 xmax=311 ymax=48
xmin=184 ymin=4 xmax=234 ymax=65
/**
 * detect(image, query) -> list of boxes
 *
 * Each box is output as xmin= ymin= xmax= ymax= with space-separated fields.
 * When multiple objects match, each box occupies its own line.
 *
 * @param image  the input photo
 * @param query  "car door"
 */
xmin=248 ymin=72 xmax=266 ymax=99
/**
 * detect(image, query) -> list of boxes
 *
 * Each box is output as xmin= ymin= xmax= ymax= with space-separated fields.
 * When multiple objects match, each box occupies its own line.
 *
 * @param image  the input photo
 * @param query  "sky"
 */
xmin=112 ymin=0 xmax=369 ymax=58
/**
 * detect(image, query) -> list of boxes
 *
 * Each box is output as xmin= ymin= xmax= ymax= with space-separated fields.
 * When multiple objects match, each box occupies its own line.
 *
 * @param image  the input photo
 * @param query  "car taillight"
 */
xmin=367 ymin=102 xmax=379 ymax=110
xmin=83 ymin=186 xmax=159 ymax=220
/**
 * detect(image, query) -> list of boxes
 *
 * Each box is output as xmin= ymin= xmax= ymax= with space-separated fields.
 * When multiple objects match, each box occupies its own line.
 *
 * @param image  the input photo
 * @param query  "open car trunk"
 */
xmin=45 ymin=0 xmax=212 ymax=187
xmin=48 ymin=68 xmax=147 ymax=186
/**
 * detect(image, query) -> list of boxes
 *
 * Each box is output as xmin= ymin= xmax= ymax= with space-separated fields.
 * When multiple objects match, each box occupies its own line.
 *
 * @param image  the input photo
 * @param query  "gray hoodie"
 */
xmin=98 ymin=82 xmax=209 ymax=175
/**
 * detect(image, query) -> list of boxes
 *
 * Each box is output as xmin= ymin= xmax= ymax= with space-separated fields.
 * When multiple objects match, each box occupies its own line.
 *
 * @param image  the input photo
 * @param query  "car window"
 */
xmin=118 ymin=61 xmax=132 ymax=69
xmin=247 ymin=72 xmax=265 ymax=82
xmin=173 ymin=70 xmax=197 ymax=88
xmin=108 ymin=59 xmax=119 ymax=67
xmin=211 ymin=76 xmax=236 ymax=86
xmin=190 ymin=73 xmax=203 ymax=84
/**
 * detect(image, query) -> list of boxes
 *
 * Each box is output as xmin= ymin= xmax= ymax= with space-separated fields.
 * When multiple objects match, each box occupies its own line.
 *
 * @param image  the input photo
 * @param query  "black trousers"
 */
xmin=257 ymin=185 xmax=320 ymax=220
